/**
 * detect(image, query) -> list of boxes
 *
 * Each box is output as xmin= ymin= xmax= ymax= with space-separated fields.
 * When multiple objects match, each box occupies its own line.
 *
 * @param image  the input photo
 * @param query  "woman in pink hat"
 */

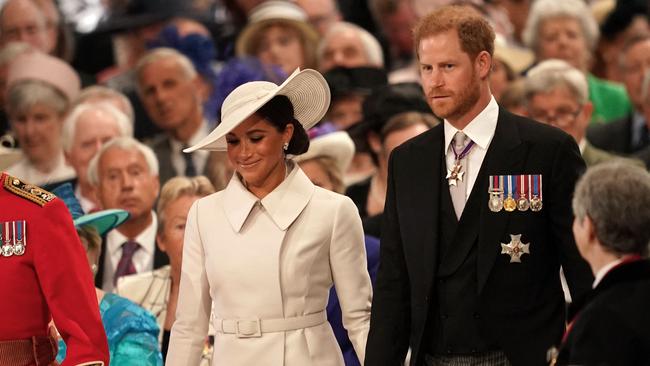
xmin=166 ymin=69 xmax=371 ymax=366
xmin=4 ymin=51 xmax=80 ymax=186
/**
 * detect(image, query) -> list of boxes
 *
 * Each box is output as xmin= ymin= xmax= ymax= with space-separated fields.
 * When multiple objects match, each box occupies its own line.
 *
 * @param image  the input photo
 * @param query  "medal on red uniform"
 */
xmin=488 ymin=175 xmax=504 ymax=212
xmin=1 ymin=220 xmax=27 ymax=257
xmin=517 ymin=175 xmax=530 ymax=211
xmin=503 ymin=175 xmax=517 ymax=212
xmin=530 ymin=174 xmax=543 ymax=212
xmin=13 ymin=220 xmax=26 ymax=256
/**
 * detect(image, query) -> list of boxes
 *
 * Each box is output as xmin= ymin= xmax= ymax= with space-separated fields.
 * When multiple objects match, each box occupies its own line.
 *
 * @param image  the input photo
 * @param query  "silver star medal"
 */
xmin=446 ymin=163 xmax=464 ymax=186
xmin=500 ymin=234 xmax=530 ymax=263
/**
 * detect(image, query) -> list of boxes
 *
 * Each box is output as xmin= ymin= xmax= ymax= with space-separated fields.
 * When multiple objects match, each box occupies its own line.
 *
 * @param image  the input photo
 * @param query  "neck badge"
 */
xmin=446 ymin=138 xmax=476 ymax=186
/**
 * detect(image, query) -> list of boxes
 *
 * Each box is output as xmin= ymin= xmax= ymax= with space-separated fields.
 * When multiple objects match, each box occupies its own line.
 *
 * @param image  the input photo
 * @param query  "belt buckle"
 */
xmin=236 ymin=318 xmax=262 ymax=338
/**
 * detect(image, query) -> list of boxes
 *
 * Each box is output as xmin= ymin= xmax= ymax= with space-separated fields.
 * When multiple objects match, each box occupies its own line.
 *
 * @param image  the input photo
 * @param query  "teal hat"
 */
xmin=51 ymin=183 xmax=130 ymax=236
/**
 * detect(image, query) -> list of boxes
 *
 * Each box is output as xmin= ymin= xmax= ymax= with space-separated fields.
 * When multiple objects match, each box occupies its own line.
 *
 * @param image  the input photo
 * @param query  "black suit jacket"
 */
xmin=586 ymin=115 xmax=650 ymax=168
xmin=147 ymin=134 xmax=177 ymax=187
xmin=94 ymin=233 xmax=169 ymax=289
xmin=365 ymin=109 xmax=593 ymax=366
xmin=558 ymin=259 xmax=650 ymax=366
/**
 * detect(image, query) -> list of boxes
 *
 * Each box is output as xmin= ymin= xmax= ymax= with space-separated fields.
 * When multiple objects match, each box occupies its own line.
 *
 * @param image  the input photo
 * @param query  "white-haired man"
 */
xmin=88 ymin=136 xmax=167 ymax=291
xmin=136 ymin=47 xmax=210 ymax=185
xmin=61 ymin=101 xmax=133 ymax=212
xmin=317 ymin=21 xmax=384 ymax=73
xmin=552 ymin=161 xmax=650 ymax=365
xmin=525 ymin=59 xmax=624 ymax=166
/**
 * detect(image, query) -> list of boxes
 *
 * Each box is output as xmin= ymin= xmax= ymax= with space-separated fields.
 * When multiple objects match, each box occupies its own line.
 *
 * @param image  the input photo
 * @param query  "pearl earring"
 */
xmin=283 ymin=142 xmax=289 ymax=151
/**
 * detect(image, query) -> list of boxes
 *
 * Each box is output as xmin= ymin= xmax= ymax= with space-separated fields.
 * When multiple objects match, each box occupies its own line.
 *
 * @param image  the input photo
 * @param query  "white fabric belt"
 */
xmin=215 ymin=310 xmax=326 ymax=338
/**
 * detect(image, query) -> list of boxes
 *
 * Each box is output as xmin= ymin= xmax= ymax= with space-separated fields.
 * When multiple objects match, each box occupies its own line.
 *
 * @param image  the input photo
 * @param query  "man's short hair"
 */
xmin=317 ymin=21 xmax=384 ymax=67
xmin=412 ymin=5 xmax=495 ymax=60
xmin=87 ymin=136 xmax=159 ymax=186
xmin=525 ymin=59 xmax=589 ymax=105
xmin=134 ymin=47 xmax=198 ymax=94
xmin=61 ymin=101 xmax=133 ymax=153
xmin=572 ymin=160 xmax=650 ymax=256
xmin=74 ymin=85 xmax=135 ymax=123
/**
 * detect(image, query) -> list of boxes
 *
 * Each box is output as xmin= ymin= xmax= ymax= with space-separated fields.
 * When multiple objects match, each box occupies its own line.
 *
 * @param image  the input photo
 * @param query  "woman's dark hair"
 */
xmin=256 ymin=95 xmax=310 ymax=155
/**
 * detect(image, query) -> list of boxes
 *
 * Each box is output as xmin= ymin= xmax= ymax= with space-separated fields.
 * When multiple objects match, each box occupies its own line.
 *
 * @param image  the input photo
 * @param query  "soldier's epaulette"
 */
xmin=3 ymin=174 xmax=56 ymax=207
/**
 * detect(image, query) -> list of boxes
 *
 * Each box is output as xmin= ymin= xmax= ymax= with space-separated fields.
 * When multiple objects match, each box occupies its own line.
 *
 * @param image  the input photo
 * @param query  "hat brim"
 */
xmin=185 ymin=68 xmax=330 ymax=152
xmin=74 ymin=209 xmax=130 ymax=236
xmin=235 ymin=18 xmax=320 ymax=58
xmin=293 ymin=131 xmax=355 ymax=174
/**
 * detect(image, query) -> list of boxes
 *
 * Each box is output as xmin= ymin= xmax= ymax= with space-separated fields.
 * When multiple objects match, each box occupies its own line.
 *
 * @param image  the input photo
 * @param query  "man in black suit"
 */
xmin=587 ymin=34 xmax=650 ymax=168
xmin=365 ymin=6 xmax=593 ymax=366
xmin=87 ymin=136 xmax=168 ymax=291
xmin=555 ymin=161 xmax=650 ymax=365
xmin=136 ymin=48 xmax=210 ymax=185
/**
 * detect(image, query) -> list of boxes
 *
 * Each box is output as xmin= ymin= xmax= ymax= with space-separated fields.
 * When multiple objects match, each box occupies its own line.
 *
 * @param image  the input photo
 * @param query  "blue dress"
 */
xmin=327 ymin=235 xmax=381 ymax=366
xmin=57 ymin=292 xmax=162 ymax=365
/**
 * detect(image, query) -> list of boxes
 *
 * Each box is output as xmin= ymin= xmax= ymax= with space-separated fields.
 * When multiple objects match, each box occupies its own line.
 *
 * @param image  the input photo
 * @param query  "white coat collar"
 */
xmin=222 ymin=160 xmax=315 ymax=232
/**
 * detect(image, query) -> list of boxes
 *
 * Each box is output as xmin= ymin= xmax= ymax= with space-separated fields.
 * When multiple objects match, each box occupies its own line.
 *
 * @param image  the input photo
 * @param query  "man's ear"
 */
xmin=476 ymin=51 xmax=492 ymax=79
xmin=584 ymin=215 xmax=598 ymax=245
xmin=156 ymin=234 xmax=167 ymax=253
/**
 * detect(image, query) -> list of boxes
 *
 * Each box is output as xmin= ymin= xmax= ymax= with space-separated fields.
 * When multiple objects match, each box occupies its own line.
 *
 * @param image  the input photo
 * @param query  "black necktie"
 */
xmin=182 ymin=145 xmax=197 ymax=177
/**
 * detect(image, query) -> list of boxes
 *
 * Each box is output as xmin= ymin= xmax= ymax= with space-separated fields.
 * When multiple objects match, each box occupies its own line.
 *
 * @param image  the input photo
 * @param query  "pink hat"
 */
xmin=6 ymin=51 xmax=80 ymax=102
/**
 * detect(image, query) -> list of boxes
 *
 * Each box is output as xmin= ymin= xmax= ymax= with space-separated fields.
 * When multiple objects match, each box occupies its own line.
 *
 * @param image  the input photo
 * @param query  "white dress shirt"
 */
xmin=444 ymin=96 xmax=499 ymax=199
xmin=102 ymin=212 xmax=158 ymax=292
xmin=169 ymin=121 xmax=209 ymax=176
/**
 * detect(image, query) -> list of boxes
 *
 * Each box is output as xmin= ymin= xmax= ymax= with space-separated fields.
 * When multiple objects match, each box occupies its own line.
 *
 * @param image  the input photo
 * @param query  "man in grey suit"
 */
xmin=136 ymin=47 xmax=210 ymax=185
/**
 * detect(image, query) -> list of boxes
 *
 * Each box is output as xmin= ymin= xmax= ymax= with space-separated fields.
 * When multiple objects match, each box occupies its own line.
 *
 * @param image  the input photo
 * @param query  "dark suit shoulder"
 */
xmin=145 ymin=133 xmax=171 ymax=150
xmin=586 ymin=115 xmax=632 ymax=152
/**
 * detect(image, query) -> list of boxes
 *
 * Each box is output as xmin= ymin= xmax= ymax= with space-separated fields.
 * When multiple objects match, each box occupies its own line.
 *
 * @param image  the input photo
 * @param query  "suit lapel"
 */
xmin=477 ymin=110 xmax=529 ymax=293
xmin=407 ymin=128 xmax=444 ymax=296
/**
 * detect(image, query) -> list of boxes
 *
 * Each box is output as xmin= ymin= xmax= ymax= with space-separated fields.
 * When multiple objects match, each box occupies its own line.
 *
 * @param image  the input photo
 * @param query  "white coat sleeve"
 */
xmin=329 ymin=196 xmax=373 ymax=363
xmin=166 ymin=200 xmax=212 ymax=365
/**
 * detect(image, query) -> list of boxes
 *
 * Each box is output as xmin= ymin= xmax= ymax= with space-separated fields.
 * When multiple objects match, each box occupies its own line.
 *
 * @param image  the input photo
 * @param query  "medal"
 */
xmin=446 ymin=136 xmax=475 ymax=186
xmin=503 ymin=175 xmax=517 ymax=212
xmin=1 ymin=222 xmax=12 ymax=257
xmin=530 ymin=174 xmax=543 ymax=212
xmin=488 ymin=175 xmax=503 ymax=212
xmin=517 ymin=175 xmax=529 ymax=211
xmin=12 ymin=221 xmax=25 ymax=256
xmin=501 ymin=234 xmax=530 ymax=263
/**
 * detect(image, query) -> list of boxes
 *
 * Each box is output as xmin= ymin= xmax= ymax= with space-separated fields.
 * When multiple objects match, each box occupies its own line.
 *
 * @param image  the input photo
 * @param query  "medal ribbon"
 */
xmin=539 ymin=174 xmax=543 ymax=200
xmin=504 ymin=175 xmax=511 ymax=197
xmin=3 ymin=222 xmax=10 ymax=245
xmin=519 ymin=175 xmax=527 ymax=199
xmin=533 ymin=174 xmax=540 ymax=198
xmin=511 ymin=175 xmax=517 ymax=198
xmin=451 ymin=139 xmax=476 ymax=162
xmin=15 ymin=220 xmax=24 ymax=244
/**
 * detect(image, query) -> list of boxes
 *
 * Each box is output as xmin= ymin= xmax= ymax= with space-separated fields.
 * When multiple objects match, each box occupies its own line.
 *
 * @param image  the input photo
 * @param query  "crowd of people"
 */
xmin=0 ymin=0 xmax=649 ymax=365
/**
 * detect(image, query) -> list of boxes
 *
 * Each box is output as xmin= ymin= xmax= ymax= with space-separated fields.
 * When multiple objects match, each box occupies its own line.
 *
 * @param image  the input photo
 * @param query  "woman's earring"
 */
xmin=283 ymin=142 xmax=289 ymax=151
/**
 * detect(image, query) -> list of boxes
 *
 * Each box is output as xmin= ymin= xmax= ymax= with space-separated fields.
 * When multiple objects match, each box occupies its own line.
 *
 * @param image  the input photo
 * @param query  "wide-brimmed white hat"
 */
xmin=184 ymin=68 xmax=330 ymax=152
xmin=293 ymin=131 xmax=355 ymax=175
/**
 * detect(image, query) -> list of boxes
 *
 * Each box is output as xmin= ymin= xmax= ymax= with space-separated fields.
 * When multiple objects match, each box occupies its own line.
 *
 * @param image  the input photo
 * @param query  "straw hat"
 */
xmin=235 ymin=0 xmax=319 ymax=57
xmin=6 ymin=51 xmax=80 ymax=102
xmin=293 ymin=131 xmax=355 ymax=175
xmin=494 ymin=34 xmax=534 ymax=75
xmin=184 ymin=68 xmax=330 ymax=152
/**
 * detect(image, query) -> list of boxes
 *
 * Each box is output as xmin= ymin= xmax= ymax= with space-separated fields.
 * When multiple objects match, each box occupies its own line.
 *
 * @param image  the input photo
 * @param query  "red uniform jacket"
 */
xmin=0 ymin=173 xmax=109 ymax=365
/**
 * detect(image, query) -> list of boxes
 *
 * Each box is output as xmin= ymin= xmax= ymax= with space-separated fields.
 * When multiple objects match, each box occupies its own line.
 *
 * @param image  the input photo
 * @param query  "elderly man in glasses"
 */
xmin=525 ymin=59 xmax=635 ymax=167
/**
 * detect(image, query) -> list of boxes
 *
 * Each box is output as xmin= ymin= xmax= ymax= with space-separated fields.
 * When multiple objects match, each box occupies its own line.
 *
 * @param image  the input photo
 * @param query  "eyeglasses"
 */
xmin=528 ymin=107 xmax=582 ymax=127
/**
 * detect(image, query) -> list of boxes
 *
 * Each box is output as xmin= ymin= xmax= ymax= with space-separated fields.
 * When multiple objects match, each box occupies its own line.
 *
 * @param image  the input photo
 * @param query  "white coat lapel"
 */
xmin=261 ymin=162 xmax=315 ymax=231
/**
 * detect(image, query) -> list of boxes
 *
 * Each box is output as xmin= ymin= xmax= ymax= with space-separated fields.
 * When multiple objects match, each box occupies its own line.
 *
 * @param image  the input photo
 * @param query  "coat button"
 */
xmin=473 ymin=312 xmax=481 ymax=319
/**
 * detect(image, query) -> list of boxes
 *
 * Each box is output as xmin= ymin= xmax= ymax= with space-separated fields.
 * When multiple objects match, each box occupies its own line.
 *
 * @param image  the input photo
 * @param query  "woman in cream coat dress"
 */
xmin=166 ymin=69 xmax=372 ymax=366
